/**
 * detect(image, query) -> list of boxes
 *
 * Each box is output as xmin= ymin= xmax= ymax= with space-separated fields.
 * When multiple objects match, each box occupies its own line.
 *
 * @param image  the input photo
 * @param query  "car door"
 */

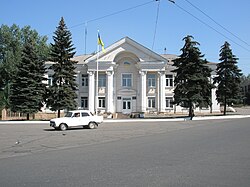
xmin=80 ymin=112 xmax=91 ymax=125
xmin=69 ymin=112 xmax=82 ymax=127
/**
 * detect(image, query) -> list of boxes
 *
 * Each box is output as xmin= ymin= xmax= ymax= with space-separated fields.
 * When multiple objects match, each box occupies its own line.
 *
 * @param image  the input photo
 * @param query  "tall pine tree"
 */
xmin=10 ymin=37 xmax=46 ymax=120
xmin=172 ymin=35 xmax=214 ymax=118
xmin=214 ymin=41 xmax=242 ymax=115
xmin=47 ymin=17 xmax=77 ymax=117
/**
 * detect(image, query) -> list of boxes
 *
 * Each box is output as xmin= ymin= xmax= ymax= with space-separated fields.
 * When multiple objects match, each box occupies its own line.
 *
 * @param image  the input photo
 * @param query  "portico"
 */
xmin=84 ymin=37 xmax=174 ymax=114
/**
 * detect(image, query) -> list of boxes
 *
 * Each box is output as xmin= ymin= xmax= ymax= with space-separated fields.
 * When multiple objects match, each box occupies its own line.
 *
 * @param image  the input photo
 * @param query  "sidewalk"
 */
xmin=104 ymin=114 xmax=250 ymax=123
xmin=234 ymin=106 xmax=250 ymax=115
xmin=1 ymin=113 xmax=250 ymax=124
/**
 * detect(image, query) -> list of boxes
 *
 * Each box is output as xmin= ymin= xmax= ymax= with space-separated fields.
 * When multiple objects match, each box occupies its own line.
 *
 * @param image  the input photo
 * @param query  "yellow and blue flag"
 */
xmin=97 ymin=32 xmax=105 ymax=52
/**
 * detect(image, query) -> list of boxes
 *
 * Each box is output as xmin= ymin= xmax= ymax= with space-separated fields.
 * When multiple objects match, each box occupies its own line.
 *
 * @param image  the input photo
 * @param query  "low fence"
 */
xmin=1 ymin=109 xmax=64 ymax=120
xmin=1 ymin=109 xmax=26 ymax=120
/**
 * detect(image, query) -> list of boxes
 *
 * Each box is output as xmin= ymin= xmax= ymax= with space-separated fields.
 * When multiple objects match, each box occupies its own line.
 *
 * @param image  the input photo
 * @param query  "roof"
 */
xmin=72 ymin=55 xmax=92 ymax=64
xmin=45 ymin=54 xmax=92 ymax=65
xmin=161 ymin=54 xmax=178 ymax=60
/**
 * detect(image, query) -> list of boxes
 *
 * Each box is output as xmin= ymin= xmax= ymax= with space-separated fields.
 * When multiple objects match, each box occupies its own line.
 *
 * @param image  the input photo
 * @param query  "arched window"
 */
xmin=123 ymin=61 xmax=131 ymax=65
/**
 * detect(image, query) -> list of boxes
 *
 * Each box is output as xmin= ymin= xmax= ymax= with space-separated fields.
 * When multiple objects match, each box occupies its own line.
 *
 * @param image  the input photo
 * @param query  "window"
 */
xmin=48 ymin=75 xmax=53 ymax=86
xmin=122 ymin=74 xmax=132 ymax=87
xmin=166 ymin=97 xmax=174 ymax=108
xmin=81 ymin=97 xmax=88 ymax=109
xmin=74 ymin=113 xmax=80 ymax=117
xmin=148 ymin=97 xmax=156 ymax=108
xmin=98 ymin=97 xmax=105 ymax=108
xmin=81 ymin=112 xmax=89 ymax=117
xmin=82 ymin=74 xmax=88 ymax=87
xmin=147 ymin=74 xmax=156 ymax=87
xmin=122 ymin=98 xmax=131 ymax=109
xmin=98 ymin=74 xmax=106 ymax=87
xmin=124 ymin=61 xmax=131 ymax=65
xmin=65 ymin=112 xmax=73 ymax=117
xmin=166 ymin=74 xmax=174 ymax=87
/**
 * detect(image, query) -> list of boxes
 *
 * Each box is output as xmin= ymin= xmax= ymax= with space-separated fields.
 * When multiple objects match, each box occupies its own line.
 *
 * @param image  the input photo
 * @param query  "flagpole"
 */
xmin=95 ymin=30 xmax=100 ymax=115
xmin=84 ymin=22 xmax=87 ymax=55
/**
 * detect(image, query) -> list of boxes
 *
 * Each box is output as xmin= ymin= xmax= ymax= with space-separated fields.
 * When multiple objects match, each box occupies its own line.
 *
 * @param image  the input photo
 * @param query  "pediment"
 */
xmin=85 ymin=37 xmax=167 ymax=63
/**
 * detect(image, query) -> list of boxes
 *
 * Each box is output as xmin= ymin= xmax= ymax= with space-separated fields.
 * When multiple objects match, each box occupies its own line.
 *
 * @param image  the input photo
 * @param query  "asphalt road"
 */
xmin=0 ymin=118 xmax=250 ymax=186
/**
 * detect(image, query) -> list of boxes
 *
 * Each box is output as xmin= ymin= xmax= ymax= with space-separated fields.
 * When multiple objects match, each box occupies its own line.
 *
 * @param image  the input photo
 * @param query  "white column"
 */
xmin=159 ymin=72 xmax=166 ymax=112
xmin=140 ymin=71 xmax=147 ymax=112
xmin=211 ymin=75 xmax=220 ymax=112
xmin=76 ymin=71 xmax=81 ymax=109
xmin=88 ymin=71 xmax=95 ymax=113
xmin=106 ymin=70 xmax=114 ymax=113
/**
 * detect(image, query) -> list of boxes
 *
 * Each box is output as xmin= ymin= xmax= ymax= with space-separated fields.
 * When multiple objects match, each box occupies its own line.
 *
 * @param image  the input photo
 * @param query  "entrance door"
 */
xmin=122 ymin=97 xmax=132 ymax=114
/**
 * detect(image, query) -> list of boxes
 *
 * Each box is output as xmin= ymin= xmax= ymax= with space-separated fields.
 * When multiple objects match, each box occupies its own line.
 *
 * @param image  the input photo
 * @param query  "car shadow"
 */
xmin=43 ymin=129 xmax=56 ymax=131
xmin=43 ymin=126 xmax=92 ymax=132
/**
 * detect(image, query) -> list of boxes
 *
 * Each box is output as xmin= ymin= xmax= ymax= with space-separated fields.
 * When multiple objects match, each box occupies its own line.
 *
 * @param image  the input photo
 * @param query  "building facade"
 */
xmin=45 ymin=37 xmax=220 ymax=115
xmin=242 ymin=80 xmax=250 ymax=95
xmin=241 ymin=79 xmax=250 ymax=105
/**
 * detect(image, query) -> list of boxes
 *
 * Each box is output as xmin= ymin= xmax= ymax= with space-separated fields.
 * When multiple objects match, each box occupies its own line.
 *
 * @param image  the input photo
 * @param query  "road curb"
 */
xmin=0 ymin=115 xmax=250 ymax=124
xmin=104 ymin=115 xmax=250 ymax=123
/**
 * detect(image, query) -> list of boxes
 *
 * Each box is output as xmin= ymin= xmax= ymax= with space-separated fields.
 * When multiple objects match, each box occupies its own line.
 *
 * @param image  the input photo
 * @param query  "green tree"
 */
xmin=0 ymin=25 xmax=22 ymax=110
xmin=21 ymin=26 xmax=50 ymax=62
xmin=0 ymin=24 xmax=49 ymax=114
xmin=214 ymin=41 xmax=242 ymax=115
xmin=9 ymin=37 xmax=46 ymax=120
xmin=172 ymin=35 xmax=213 ymax=118
xmin=47 ymin=17 xmax=77 ymax=117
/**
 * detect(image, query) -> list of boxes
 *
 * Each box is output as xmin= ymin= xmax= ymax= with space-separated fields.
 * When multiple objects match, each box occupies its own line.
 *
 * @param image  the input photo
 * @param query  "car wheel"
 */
xmin=88 ymin=122 xmax=97 ymax=129
xmin=60 ymin=123 xmax=68 ymax=131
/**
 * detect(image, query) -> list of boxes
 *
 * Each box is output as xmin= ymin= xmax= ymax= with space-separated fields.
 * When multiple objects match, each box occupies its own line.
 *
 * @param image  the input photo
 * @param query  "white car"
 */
xmin=50 ymin=110 xmax=103 ymax=131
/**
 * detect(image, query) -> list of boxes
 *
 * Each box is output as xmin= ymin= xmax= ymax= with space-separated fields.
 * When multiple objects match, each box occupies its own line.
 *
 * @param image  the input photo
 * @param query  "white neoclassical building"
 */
xmin=45 ymin=37 xmax=220 ymax=115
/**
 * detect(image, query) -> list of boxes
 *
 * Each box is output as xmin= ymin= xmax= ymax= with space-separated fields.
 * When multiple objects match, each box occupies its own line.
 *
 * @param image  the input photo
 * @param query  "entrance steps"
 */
xmin=116 ymin=113 xmax=131 ymax=119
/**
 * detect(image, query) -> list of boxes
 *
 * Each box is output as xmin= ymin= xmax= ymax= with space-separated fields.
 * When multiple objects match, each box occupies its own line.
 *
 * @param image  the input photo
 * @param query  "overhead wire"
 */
xmin=168 ymin=0 xmax=250 ymax=53
xmin=70 ymin=0 xmax=155 ymax=29
xmin=45 ymin=1 xmax=156 ymax=54
xmin=87 ymin=1 xmax=155 ymax=24
xmin=183 ymin=0 xmax=250 ymax=47
xmin=152 ymin=0 xmax=161 ymax=50
xmin=80 ymin=0 xmax=156 ymax=54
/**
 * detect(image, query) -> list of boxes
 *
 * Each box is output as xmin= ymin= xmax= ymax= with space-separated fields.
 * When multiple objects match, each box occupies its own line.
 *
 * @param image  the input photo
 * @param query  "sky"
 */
xmin=1 ymin=0 xmax=250 ymax=75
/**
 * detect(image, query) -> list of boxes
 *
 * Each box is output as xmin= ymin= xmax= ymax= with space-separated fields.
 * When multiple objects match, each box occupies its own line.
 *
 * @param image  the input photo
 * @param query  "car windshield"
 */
xmin=64 ymin=112 xmax=73 ymax=117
